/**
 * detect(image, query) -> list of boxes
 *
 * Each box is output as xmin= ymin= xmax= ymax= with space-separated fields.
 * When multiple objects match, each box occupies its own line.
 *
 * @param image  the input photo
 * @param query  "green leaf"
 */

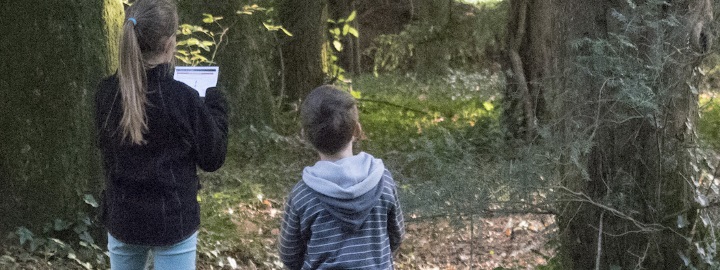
xmin=202 ymin=13 xmax=215 ymax=24
xmin=191 ymin=55 xmax=209 ymax=62
xmin=348 ymin=27 xmax=359 ymax=37
xmin=350 ymin=90 xmax=362 ymax=99
xmin=54 ymin=219 xmax=72 ymax=231
xmin=185 ymin=38 xmax=200 ymax=46
xmin=626 ymin=0 xmax=636 ymax=9
xmin=280 ymin=27 xmax=293 ymax=37
xmin=79 ymin=214 xmax=92 ymax=225
xmin=347 ymin=11 xmax=356 ymax=22
xmin=79 ymin=231 xmax=94 ymax=245
xmin=192 ymin=25 xmax=208 ymax=33
xmin=263 ymin=22 xmax=280 ymax=31
xmin=332 ymin=28 xmax=341 ymax=36
xmin=677 ymin=214 xmax=689 ymax=228
xmin=333 ymin=40 xmax=343 ymax=51
xmin=83 ymin=194 xmax=98 ymax=208
xmin=482 ymin=101 xmax=494 ymax=111
xmin=73 ymin=223 xmax=87 ymax=234
xmin=679 ymin=251 xmax=691 ymax=266
xmin=343 ymin=24 xmax=350 ymax=36
xmin=175 ymin=55 xmax=191 ymax=64
xmin=16 ymin=227 xmax=34 ymax=245
xmin=696 ymin=193 xmax=709 ymax=207
xmin=198 ymin=44 xmax=210 ymax=51
xmin=179 ymin=24 xmax=193 ymax=35
xmin=176 ymin=49 xmax=189 ymax=56
xmin=327 ymin=19 xmax=336 ymax=24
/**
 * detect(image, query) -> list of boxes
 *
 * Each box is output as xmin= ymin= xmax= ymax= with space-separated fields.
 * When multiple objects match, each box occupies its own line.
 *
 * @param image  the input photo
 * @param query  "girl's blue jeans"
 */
xmin=107 ymin=231 xmax=198 ymax=270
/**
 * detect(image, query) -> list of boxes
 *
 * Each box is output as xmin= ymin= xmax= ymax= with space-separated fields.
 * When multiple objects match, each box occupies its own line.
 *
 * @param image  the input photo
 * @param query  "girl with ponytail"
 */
xmin=95 ymin=0 xmax=228 ymax=268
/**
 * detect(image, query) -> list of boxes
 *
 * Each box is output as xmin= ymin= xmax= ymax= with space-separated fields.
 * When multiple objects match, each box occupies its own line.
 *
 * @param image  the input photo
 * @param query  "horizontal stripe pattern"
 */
xmin=280 ymin=170 xmax=404 ymax=270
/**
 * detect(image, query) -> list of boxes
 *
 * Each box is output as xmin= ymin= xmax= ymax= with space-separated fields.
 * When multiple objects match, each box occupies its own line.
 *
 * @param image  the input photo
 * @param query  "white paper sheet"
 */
xmin=173 ymin=66 xmax=219 ymax=97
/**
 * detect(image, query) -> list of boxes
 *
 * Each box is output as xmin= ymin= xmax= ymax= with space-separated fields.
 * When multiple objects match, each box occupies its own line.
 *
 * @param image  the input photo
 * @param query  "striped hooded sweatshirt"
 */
xmin=280 ymin=152 xmax=404 ymax=270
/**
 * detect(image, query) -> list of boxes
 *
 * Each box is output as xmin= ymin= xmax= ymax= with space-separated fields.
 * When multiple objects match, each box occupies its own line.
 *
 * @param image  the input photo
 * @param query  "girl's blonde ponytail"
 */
xmin=116 ymin=0 xmax=178 ymax=145
xmin=118 ymin=18 xmax=148 ymax=145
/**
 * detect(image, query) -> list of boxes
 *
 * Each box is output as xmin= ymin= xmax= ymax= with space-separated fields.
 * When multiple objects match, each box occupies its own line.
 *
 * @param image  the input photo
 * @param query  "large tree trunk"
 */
xmin=504 ymin=0 xmax=713 ymax=268
xmin=0 ymin=0 xmax=123 ymax=235
xmin=278 ymin=0 xmax=326 ymax=105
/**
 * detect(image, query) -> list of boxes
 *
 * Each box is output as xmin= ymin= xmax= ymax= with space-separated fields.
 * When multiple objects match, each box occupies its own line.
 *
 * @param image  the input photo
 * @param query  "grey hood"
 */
xmin=302 ymin=152 xmax=385 ymax=231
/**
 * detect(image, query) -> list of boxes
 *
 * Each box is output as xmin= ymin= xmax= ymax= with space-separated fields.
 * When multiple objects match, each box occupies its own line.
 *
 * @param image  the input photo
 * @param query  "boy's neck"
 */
xmin=319 ymin=142 xmax=354 ymax=162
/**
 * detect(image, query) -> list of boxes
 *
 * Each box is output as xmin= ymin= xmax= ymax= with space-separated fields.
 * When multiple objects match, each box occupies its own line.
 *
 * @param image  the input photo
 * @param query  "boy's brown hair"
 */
xmin=300 ymin=85 xmax=360 ymax=155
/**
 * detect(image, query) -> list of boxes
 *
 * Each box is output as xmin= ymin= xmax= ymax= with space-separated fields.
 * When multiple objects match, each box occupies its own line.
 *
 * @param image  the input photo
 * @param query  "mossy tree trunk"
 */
xmin=504 ymin=0 xmax=714 ymax=268
xmin=0 ymin=0 xmax=123 ymax=235
xmin=277 ymin=0 xmax=326 ymax=105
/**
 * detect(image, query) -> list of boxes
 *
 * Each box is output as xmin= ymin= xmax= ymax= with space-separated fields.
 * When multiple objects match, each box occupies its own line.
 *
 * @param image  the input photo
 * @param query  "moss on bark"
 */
xmin=0 ymin=0 xmax=122 ymax=235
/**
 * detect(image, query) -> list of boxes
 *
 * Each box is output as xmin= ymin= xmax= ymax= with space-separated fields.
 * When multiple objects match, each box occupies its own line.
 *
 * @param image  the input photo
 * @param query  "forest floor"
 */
xmin=198 ymin=198 xmax=558 ymax=270
xmin=396 ymin=213 xmax=557 ymax=269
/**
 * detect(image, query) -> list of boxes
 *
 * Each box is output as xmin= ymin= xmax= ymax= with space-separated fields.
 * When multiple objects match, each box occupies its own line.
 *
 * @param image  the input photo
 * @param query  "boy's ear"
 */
xmin=354 ymin=122 xmax=366 ymax=141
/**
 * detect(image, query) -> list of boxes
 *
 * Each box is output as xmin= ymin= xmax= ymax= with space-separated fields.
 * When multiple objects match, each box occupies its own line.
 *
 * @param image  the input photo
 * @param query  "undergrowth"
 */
xmin=352 ymin=71 xmax=505 ymax=218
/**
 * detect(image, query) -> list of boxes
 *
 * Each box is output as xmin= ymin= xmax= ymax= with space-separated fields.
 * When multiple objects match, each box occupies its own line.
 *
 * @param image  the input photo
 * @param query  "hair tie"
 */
xmin=128 ymin=18 xmax=137 ymax=26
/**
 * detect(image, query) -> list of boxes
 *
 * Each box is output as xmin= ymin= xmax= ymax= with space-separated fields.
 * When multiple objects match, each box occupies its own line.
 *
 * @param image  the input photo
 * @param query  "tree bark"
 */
xmin=0 ymin=0 xmax=122 ymax=235
xmin=505 ymin=0 xmax=713 ymax=268
xmin=501 ymin=0 xmax=552 ymax=142
xmin=278 ymin=0 xmax=326 ymax=104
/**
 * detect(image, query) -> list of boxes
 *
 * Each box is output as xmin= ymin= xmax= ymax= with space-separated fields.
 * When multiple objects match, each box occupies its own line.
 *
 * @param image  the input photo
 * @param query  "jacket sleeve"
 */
xmin=279 ymin=196 xmax=305 ymax=270
xmin=189 ymin=87 xmax=229 ymax=172
xmin=387 ymin=181 xmax=405 ymax=253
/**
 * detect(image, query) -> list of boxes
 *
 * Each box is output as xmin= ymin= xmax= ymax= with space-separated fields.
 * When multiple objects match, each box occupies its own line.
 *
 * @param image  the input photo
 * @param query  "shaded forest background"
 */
xmin=2 ymin=0 xmax=720 ymax=269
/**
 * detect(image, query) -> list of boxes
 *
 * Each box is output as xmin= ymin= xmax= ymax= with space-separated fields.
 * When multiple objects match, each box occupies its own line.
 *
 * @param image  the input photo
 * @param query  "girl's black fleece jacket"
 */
xmin=95 ymin=64 xmax=228 ymax=246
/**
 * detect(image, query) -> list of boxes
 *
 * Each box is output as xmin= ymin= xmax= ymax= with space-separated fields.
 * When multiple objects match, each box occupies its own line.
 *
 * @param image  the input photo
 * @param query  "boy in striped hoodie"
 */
xmin=280 ymin=85 xmax=405 ymax=269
